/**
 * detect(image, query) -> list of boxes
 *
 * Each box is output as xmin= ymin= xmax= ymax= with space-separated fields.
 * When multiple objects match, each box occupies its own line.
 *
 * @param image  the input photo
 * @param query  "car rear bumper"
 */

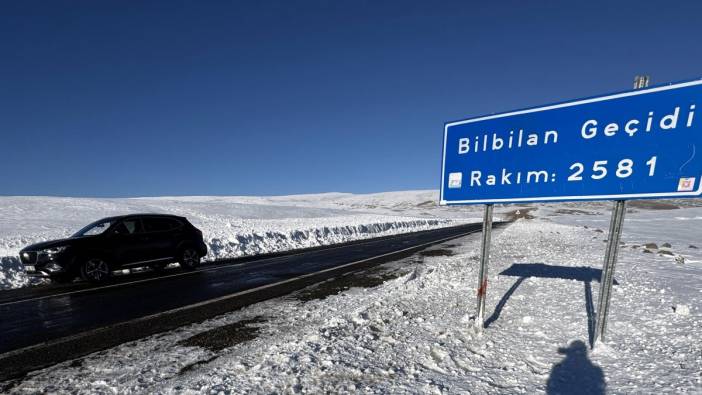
xmin=197 ymin=241 xmax=208 ymax=257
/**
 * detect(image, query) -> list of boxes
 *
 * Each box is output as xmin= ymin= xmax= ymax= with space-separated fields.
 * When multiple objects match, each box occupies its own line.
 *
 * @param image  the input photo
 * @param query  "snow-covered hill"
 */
xmin=0 ymin=191 xmax=492 ymax=290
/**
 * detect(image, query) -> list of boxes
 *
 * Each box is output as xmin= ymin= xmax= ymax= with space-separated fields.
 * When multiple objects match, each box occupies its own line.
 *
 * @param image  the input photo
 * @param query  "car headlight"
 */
xmin=43 ymin=246 xmax=69 ymax=255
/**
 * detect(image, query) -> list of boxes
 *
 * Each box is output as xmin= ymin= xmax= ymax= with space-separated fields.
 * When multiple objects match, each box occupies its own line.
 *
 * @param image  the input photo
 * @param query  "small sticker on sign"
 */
xmin=448 ymin=172 xmax=462 ymax=189
xmin=678 ymin=177 xmax=696 ymax=192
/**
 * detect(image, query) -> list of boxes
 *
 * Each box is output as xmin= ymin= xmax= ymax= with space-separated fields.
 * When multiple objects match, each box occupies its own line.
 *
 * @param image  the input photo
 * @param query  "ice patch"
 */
xmin=673 ymin=304 xmax=690 ymax=316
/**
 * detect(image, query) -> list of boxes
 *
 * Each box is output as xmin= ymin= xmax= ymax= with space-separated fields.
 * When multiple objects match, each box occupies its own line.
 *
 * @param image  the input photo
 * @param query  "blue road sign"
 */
xmin=440 ymin=79 xmax=702 ymax=205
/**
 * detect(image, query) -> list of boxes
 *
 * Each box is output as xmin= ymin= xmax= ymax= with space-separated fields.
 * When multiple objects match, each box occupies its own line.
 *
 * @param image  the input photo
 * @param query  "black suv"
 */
xmin=19 ymin=214 xmax=208 ymax=283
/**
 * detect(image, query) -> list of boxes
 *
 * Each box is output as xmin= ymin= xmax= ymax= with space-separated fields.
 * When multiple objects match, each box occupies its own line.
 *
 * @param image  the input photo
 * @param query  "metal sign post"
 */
xmin=593 ymin=199 xmax=626 ymax=343
xmin=593 ymin=75 xmax=650 ymax=345
xmin=475 ymin=203 xmax=493 ymax=330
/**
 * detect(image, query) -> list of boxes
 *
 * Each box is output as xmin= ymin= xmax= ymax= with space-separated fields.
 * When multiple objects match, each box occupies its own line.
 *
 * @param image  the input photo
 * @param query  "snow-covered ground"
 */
xmin=4 ymin=196 xmax=700 ymax=394
xmin=0 ymin=191 xmax=492 ymax=290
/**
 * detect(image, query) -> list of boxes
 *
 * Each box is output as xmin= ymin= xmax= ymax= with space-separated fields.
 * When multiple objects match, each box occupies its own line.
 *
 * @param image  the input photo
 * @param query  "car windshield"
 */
xmin=72 ymin=218 xmax=117 ymax=237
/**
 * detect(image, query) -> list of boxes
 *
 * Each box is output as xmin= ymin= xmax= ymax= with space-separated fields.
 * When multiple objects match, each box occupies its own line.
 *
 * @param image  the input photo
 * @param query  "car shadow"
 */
xmin=546 ymin=340 xmax=606 ymax=394
xmin=488 ymin=263 xmax=617 ymax=346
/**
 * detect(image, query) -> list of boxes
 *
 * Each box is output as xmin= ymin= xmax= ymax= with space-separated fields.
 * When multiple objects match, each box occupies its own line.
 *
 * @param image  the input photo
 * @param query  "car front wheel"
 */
xmin=179 ymin=248 xmax=200 ymax=270
xmin=80 ymin=258 xmax=111 ymax=283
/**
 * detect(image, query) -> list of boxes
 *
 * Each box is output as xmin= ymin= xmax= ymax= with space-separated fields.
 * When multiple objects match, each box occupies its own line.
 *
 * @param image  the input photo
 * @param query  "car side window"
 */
xmin=113 ymin=219 xmax=143 ymax=235
xmin=143 ymin=218 xmax=176 ymax=233
xmin=124 ymin=219 xmax=142 ymax=234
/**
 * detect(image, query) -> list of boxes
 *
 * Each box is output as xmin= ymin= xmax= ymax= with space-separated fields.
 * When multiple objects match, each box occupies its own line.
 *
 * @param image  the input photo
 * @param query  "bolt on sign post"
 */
xmin=440 ymin=77 xmax=702 ymax=335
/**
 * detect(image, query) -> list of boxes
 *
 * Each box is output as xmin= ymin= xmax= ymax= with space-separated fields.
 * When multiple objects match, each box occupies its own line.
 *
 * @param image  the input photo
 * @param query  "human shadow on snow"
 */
xmin=546 ymin=340 xmax=606 ymax=395
xmin=486 ymin=263 xmax=617 ymax=346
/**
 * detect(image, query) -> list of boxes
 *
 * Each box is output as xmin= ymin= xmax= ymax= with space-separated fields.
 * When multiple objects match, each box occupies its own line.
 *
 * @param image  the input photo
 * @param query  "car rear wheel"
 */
xmin=179 ymin=248 xmax=200 ymax=270
xmin=80 ymin=258 xmax=111 ymax=283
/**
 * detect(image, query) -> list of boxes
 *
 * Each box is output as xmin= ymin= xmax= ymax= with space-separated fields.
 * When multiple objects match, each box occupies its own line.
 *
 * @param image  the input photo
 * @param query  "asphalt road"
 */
xmin=0 ymin=223 xmax=489 ymax=380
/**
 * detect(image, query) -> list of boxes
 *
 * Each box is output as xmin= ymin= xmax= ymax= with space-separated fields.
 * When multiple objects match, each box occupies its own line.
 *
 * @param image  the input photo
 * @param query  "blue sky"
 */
xmin=2 ymin=1 xmax=702 ymax=197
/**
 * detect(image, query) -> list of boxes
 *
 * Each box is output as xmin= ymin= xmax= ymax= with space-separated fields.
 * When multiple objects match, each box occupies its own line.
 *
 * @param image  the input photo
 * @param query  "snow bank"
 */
xmin=203 ymin=216 xmax=447 ymax=259
xmin=0 ymin=192 xmax=475 ymax=290
xmin=8 ymin=204 xmax=700 ymax=393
